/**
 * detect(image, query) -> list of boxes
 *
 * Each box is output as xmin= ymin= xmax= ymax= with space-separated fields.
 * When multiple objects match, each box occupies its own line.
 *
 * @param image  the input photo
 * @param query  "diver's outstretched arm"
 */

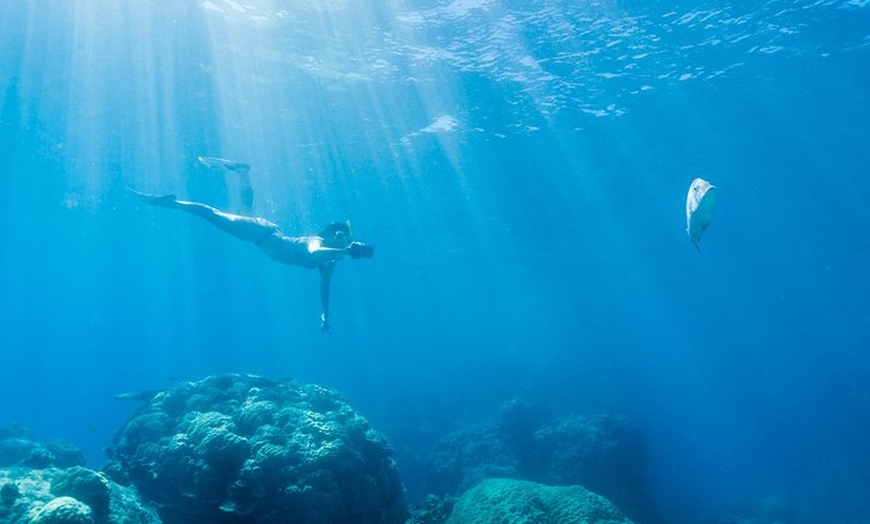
xmin=306 ymin=240 xmax=374 ymax=267
xmin=129 ymin=189 xmax=278 ymax=242
xmin=319 ymin=262 xmax=335 ymax=334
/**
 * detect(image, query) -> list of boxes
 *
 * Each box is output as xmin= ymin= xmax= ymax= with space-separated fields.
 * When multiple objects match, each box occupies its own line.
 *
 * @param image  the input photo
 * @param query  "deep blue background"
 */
xmin=2 ymin=1 xmax=869 ymax=523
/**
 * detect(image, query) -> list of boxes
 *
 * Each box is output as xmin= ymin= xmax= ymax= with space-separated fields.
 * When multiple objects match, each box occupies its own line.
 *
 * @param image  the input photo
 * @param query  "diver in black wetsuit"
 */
xmin=131 ymin=158 xmax=374 ymax=333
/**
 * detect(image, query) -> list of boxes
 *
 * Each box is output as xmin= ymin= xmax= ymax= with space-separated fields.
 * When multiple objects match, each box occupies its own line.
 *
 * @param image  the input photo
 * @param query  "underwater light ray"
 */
xmin=198 ymin=5 xmax=367 ymax=221
xmin=9 ymin=2 xmax=65 ymax=148
xmin=49 ymin=2 xmax=201 ymax=202
xmin=194 ymin=0 xmax=443 ymax=228
xmin=57 ymin=2 xmax=125 ymax=208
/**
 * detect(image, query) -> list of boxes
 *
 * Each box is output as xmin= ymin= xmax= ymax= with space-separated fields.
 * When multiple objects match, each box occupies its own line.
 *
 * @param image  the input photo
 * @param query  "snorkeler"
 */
xmin=130 ymin=159 xmax=374 ymax=333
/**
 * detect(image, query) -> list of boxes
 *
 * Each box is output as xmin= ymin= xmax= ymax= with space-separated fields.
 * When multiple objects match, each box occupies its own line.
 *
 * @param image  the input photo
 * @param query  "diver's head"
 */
xmin=319 ymin=220 xmax=353 ymax=249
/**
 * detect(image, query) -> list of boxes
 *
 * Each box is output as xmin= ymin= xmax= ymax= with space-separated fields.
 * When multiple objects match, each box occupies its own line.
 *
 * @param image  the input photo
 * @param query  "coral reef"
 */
xmin=424 ymin=399 xmax=662 ymax=524
xmin=406 ymin=494 xmax=456 ymax=524
xmin=445 ymin=477 xmax=634 ymax=524
xmin=0 ymin=426 xmax=159 ymax=524
xmin=104 ymin=373 xmax=407 ymax=524
xmin=698 ymin=496 xmax=803 ymax=524
xmin=0 ymin=383 xmax=669 ymax=524
xmin=425 ymin=424 xmax=518 ymax=496
xmin=50 ymin=467 xmax=111 ymax=520
xmin=28 ymin=496 xmax=94 ymax=524
xmin=0 ymin=462 xmax=160 ymax=524
xmin=0 ymin=483 xmax=19 ymax=506
xmin=0 ymin=426 xmax=84 ymax=470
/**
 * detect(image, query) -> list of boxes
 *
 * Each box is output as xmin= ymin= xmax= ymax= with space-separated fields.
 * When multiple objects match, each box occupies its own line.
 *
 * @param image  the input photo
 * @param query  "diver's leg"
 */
xmin=130 ymin=189 xmax=278 ymax=242
xmin=197 ymin=156 xmax=254 ymax=215
xmin=222 ymin=162 xmax=254 ymax=215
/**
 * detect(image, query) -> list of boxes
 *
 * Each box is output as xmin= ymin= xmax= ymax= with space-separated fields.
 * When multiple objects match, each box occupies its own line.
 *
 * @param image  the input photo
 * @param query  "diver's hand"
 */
xmin=348 ymin=241 xmax=375 ymax=259
xmin=320 ymin=313 xmax=333 ymax=335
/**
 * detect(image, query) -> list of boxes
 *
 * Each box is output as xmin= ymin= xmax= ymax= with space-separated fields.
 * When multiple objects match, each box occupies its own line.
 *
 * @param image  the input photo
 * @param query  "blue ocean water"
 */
xmin=1 ymin=0 xmax=869 ymax=522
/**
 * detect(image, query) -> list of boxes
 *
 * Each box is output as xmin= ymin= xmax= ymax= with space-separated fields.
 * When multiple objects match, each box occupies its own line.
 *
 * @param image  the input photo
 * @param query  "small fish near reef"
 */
xmin=685 ymin=177 xmax=718 ymax=252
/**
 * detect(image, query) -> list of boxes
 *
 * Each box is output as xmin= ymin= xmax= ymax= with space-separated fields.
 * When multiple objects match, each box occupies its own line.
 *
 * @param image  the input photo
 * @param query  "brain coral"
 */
xmin=445 ymin=478 xmax=634 ymax=524
xmin=104 ymin=374 xmax=407 ymax=524
xmin=27 ymin=497 xmax=94 ymax=524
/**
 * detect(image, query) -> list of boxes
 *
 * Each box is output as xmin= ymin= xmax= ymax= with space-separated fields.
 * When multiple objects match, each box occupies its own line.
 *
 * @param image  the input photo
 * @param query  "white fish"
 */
xmin=685 ymin=177 xmax=718 ymax=252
